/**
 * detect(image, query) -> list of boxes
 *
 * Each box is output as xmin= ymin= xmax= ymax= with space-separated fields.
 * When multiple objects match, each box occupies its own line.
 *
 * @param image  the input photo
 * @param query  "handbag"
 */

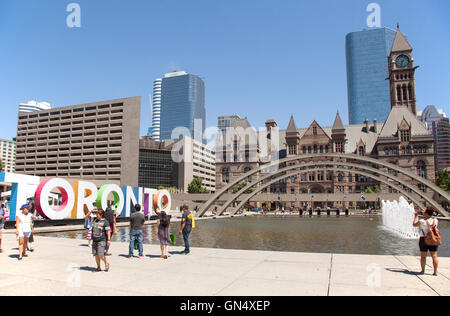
xmin=424 ymin=219 xmax=442 ymax=247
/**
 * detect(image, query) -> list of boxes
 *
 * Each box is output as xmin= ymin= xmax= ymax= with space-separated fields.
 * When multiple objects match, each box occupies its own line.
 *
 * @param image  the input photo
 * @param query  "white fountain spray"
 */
xmin=381 ymin=196 xmax=420 ymax=239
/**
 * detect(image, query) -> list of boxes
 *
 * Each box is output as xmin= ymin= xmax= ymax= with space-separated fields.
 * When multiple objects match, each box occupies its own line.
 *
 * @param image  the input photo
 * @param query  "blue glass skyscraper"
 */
xmin=158 ymin=71 xmax=206 ymax=142
xmin=346 ymin=27 xmax=396 ymax=125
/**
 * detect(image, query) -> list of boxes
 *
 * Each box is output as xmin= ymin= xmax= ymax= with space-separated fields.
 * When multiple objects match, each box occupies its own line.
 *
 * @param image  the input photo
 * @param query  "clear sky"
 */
xmin=0 ymin=0 xmax=449 ymax=140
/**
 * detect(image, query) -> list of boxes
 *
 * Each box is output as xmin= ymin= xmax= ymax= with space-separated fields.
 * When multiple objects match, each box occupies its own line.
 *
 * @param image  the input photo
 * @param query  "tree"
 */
xmin=0 ymin=159 xmax=3 ymax=172
xmin=158 ymin=186 xmax=178 ymax=194
xmin=373 ymin=185 xmax=381 ymax=194
xmin=436 ymin=170 xmax=450 ymax=191
xmin=365 ymin=187 xmax=374 ymax=194
xmin=187 ymin=178 xmax=209 ymax=194
xmin=232 ymin=182 xmax=254 ymax=194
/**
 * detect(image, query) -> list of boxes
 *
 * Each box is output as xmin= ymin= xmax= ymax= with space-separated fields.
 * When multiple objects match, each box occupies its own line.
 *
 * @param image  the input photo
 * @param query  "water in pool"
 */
xmin=38 ymin=216 xmax=450 ymax=257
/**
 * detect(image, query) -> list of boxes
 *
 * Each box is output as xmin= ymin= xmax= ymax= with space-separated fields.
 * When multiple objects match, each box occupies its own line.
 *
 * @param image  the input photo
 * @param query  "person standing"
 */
xmin=104 ymin=207 xmax=115 ymax=256
xmin=413 ymin=207 xmax=440 ymax=276
xmin=179 ymin=205 xmax=195 ymax=255
xmin=16 ymin=205 xmax=34 ymax=261
xmin=27 ymin=201 xmax=37 ymax=253
xmin=129 ymin=204 xmax=145 ymax=258
xmin=157 ymin=211 xmax=171 ymax=259
xmin=86 ymin=209 xmax=111 ymax=272
xmin=0 ymin=204 xmax=5 ymax=253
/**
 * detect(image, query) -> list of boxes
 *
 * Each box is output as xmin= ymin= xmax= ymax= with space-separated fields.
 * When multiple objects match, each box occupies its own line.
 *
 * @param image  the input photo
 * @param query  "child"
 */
xmin=86 ymin=211 xmax=96 ymax=247
xmin=157 ymin=211 xmax=171 ymax=259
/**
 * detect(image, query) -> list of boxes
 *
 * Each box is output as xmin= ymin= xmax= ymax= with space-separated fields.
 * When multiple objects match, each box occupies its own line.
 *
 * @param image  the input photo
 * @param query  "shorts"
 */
xmin=92 ymin=240 xmax=107 ymax=257
xmin=419 ymin=237 xmax=438 ymax=253
xmin=18 ymin=230 xmax=32 ymax=238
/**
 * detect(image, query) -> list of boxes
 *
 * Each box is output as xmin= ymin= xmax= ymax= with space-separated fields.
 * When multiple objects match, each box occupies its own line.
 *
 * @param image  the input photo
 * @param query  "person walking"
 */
xmin=129 ymin=204 xmax=145 ymax=258
xmin=27 ymin=201 xmax=37 ymax=253
xmin=16 ymin=205 xmax=34 ymax=261
xmin=413 ymin=207 xmax=440 ymax=276
xmin=104 ymin=207 xmax=115 ymax=256
xmin=86 ymin=209 xmax=111 ymax=272
xmin=85 ymin=210 xmax=96 ymax=247
xmin=179 ymin=205 xmax=195 ymax=255
xmin=157 ymin=211 xmax=171 ymax=259
xmin=0 ymin=204 xmax=5 ymax=253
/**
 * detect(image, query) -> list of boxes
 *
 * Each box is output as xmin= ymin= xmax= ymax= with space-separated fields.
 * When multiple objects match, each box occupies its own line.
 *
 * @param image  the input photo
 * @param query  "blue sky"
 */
xmin=0 ymin=0 xmax=449 ymax=140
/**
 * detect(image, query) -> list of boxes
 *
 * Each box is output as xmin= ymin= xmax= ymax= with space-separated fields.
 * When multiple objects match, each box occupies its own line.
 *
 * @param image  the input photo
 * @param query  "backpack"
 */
xmin=424 ymin=220 xmax=442 ymax=247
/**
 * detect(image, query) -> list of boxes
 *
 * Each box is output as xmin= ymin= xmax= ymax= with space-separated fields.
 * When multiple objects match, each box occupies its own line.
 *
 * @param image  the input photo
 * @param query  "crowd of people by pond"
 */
xmin=0 ymin=201 xmax=443 ymax=276
xmin=83 ymin=204 xmax=195 ymax=272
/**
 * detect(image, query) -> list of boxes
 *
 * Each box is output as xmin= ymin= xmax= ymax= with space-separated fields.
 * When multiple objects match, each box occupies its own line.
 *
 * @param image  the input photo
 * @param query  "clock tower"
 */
xmin=388 ymin=25 xmax=419 ymax=115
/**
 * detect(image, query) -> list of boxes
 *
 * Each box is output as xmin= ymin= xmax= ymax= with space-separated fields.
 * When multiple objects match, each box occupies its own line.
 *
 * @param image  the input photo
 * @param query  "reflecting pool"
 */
xmin=38 ymin=216 xmax=450 ymax=257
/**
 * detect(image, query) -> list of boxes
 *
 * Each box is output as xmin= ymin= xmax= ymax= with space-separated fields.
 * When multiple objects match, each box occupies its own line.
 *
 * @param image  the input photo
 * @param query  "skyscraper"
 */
xmin=346 ymin=27 xmax=396 ymax=125
xmin=151 ymin=78 xmax=162 ymax=141
xmin=419 ymin=105 xmax=450 ymax=171
xmin=158 ymin=71 xmax=206 ymax=142
xmin=19 ymin=101 xmax=51 ymax=113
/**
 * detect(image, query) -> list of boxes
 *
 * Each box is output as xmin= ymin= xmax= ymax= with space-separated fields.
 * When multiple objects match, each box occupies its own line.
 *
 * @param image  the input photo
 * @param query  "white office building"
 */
xmin=0 ymin=139 xmax=16 ymax=173
xmin=18 ymin=101 xmax=51 ymax=113
xmin=151 ymin=78 xmax=162 ymax=141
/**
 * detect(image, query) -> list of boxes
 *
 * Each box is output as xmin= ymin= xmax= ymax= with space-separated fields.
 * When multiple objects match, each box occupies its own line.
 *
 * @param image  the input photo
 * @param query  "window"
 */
xmin=400 ymin=130 xmax=410 ymax=142
xmin=336 ymin=142 xmax=344 ymax=153
xmin=244 ymin=167 xmax=252 ymax=182
xmin=359 ymin=146 xmax=364 ymax=156
xmin=417 ymin=161 xmax=427 ymax=178
xmin=288 ymin=145 xmax=297 ymax=155
xmin=222 ymin=168 xmax=230 ymax=183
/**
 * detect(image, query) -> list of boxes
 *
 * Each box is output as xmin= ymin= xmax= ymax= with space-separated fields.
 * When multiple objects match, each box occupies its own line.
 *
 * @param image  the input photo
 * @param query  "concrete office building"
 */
xmin=434 ymin=118 xmax=450 ymax=171
xmin=19 ymin=101 xmax=51 ymax=113
xmin=139 ymin=136 xmax=215 ymax=193
xmin=0 ymin=139 xmax=16 ymax=173
xmin=175 ymin=136 xmax=216 ymax=193
xmin=418 ymin=105 xmax=447 ymax=133
xmin=418 ymin=105 xmax=449 ymax=171
xmin=15 ymin=97 xmax=141 ymax=186
xmin=158 ymin=71 xmax=206 ymax=142
xmin=138 ymin=138 xmax=178 ymax=189
xmin=346 ymin=27 xmax=397 ymax=124
xmin=218 ymin=115 xmax=241 ymax=135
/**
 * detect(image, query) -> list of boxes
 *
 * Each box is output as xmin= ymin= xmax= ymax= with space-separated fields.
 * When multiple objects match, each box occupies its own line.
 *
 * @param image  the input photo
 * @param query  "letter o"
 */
xmin=35 ymin=178 xmax=75 ymax=220
xmin=153 ymin=190 xmax=171 ymax=212
xmin=96 ymin=184 xmax=124 ymax=215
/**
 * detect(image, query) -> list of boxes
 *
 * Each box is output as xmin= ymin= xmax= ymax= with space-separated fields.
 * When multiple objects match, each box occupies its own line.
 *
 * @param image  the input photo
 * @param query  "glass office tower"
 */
xmin=159 ymin=71 xmax=206 ymax=142
xmin=346 ymin=27 xmax=396 ymax=125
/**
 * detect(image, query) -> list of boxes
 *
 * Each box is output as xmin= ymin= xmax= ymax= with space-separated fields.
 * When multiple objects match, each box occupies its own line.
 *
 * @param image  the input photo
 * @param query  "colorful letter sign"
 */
xmin=0 ymin=173 xmax=172 ymax=220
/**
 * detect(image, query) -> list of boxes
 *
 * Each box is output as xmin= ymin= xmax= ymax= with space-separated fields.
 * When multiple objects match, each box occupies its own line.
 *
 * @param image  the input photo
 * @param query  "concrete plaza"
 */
xmin=0 ymin=233 xmax=448 ymax=296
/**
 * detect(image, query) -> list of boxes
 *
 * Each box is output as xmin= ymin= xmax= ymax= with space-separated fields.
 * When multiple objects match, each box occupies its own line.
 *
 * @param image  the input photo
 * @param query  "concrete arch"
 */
xmin=230 ymin=167 xmax=425 ymax=216
xmin=214 ymin=161 xmax=432 ymax=216
xmin=199 ymin=154 xmax=450 ymax=217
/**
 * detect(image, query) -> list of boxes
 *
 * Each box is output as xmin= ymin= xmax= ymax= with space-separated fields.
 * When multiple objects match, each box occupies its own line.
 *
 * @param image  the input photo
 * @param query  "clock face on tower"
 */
xmin=396 ymin=55 xmax=410 ymax=67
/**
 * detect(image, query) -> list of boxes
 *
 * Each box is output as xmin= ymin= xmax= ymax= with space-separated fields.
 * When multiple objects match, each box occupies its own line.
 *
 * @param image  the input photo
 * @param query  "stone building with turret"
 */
xmin=214 ymin=27 xmax=435 ymax=208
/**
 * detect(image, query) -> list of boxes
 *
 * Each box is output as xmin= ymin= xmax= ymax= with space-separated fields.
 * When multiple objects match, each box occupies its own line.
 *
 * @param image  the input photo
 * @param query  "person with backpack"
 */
xmin=413 ymin=207 xmax=441 ymax=276
xmin=179 ymin=205 xmax=195 ymax=255
xmin=104 ymin=207 xmax=115 ymax=256
xmin=86 ymin=209 xmax=111 ymax=272
xmin=157 ymin=211 xmax=171 ymax=259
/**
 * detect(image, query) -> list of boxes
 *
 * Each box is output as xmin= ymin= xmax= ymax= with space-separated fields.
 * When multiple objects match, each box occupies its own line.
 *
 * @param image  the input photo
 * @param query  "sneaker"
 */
xmin=139 ymin=255 xmax=145 ymax=259
xmin=184 ymin=251 xmax=190 ymax=255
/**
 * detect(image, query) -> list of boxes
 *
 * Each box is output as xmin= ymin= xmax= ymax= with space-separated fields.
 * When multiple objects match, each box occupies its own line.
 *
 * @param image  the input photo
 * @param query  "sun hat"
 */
xmin=20 ymin=204 xmax=30 ymax=210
